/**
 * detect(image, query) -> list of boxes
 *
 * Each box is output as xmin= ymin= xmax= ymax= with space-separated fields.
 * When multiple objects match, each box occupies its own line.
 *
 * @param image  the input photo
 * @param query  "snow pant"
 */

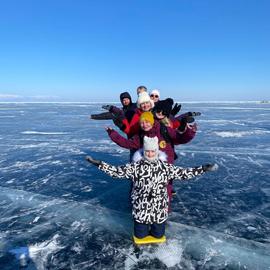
xmin=167 ymin=180 xmax=173 ymax=201
xmin=134 ymin=220 xmax=166 ymax=239
xmin=167 ymin=180 xmax=173 ymax=212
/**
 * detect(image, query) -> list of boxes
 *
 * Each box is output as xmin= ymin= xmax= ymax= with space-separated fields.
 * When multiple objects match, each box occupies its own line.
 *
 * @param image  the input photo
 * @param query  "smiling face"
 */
xmin=122 ymin=98 xmax=130 ymax=106
xmin=150 ymin=94 xmax=159 ymax=103
xmin=144 ymin=150 xmax=157 ymax=160
xmin=140 ymin=120 xmax=153 ymax=131
xmin=155 ymin=111 xmax=165 ymax=119
xmin=140 ymin=101 xmax=152 ymax=112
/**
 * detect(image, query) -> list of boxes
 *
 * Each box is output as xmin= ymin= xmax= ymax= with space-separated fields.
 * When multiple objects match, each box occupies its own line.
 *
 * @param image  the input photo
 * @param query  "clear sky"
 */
xmin=0 ymin=0 xmax=269 ymax=102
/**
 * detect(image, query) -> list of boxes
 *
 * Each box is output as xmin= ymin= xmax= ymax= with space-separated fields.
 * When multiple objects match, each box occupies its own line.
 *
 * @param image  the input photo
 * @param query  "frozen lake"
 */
xmin=0 ymin=102 xmax=270 ymax=269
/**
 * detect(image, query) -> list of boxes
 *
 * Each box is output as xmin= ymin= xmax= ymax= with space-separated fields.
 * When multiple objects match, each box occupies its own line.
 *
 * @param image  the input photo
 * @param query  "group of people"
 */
xmin=86 ymin=85 xmax=217 ymax=242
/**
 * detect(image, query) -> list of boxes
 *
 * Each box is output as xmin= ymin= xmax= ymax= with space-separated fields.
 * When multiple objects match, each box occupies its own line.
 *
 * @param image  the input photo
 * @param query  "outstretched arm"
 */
xmin=90 ymin=111 xmax=113 ymax=120
xmin=86 ymin=156 xmax=135 ymax=179
xmin=174 ymin=123 xmax=197 ymax=145
xmin=102 ymin=105 xmax=123 ymax=115
xmin=172 ymin=111 xmax=201 ymax=144
xmin=166 ymin=163 xmax=218 ymax=181
xmin=106 ymin=128 xmax=141 ymax=150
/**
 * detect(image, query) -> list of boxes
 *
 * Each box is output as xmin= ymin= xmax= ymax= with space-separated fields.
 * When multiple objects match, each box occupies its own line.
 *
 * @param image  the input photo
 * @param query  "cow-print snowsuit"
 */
xmin=98 ymin=159 xmax=205 ymax=224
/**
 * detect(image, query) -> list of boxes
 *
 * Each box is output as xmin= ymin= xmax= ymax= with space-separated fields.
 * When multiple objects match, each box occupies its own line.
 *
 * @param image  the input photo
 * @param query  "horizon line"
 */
xmin=0 ymin=100 xmax=269 ymax=104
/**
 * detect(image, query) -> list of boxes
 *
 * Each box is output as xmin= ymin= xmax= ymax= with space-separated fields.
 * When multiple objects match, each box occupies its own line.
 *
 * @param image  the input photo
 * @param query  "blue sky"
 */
xmin=0 ymin=0 xmax=269 ymax=102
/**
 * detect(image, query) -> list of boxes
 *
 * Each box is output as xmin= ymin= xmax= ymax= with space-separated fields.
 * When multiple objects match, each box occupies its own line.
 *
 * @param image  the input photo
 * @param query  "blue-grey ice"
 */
xmin=0 ymin=102 xmax=270 ymax=269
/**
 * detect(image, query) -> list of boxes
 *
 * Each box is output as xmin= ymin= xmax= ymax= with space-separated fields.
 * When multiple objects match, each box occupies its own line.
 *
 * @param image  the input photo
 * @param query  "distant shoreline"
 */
xmin=0 ymin=100 xmax=268 ymax=104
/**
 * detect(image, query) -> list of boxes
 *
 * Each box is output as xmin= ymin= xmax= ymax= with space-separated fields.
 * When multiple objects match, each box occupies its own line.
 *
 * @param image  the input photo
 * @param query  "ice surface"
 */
xmin=0 ymin=102 xmax=270 ymax=269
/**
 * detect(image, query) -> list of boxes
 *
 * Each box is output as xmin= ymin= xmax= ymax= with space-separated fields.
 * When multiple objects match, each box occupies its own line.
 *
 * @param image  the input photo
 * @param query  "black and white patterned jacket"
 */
xmin=98 ymin=158 xmax=205 ymax=224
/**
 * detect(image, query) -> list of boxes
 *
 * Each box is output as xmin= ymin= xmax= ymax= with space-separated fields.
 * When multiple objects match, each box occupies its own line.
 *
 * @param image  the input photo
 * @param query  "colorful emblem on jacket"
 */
xmin=159 ymin=140 xmax=166 ymax=149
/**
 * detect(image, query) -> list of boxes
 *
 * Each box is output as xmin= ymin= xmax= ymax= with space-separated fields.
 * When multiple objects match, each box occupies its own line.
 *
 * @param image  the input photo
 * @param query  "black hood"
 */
xmin=120 ymin=92 xmax=132 ymax=104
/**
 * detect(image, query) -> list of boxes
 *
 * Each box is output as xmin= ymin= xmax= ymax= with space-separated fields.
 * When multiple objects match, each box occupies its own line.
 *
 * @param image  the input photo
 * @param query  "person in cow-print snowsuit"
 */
xmin=86 ymin=136 xmax=217 ymax=239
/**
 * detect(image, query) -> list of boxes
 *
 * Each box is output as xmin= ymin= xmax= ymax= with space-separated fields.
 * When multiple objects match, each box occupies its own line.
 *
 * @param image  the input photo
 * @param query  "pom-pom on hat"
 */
xmin=139 ymin=111 xmax=154 ymax=125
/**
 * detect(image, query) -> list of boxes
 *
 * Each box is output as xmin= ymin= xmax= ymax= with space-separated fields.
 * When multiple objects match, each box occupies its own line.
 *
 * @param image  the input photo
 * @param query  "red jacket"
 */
xmin=121 ymin=108 xmax=143 ymax=137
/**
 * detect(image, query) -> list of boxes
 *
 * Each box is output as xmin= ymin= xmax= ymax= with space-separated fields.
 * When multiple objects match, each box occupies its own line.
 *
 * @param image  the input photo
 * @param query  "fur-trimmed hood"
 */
xmin=132 ymin=148 xmax=168 ymax=163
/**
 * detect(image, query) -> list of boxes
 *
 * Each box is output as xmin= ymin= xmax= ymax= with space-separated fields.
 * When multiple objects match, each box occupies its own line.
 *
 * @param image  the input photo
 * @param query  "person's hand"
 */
xmin=86 ymin=156 xmax=102 ymax=166
xmin=185 ymin=112 xmax=201 ymax=123
xmin=171 ymin=103 xmax=181 ymax=116
xmin=190 ymin=112 xmax=201 ymax=117
xmin=106 ymin=127 xmax=114 ymax=135
xmin=202 ymin=164 xmax=218 ymax=172
xmin=102 ymin=105 xmax=113 ymax=112
xmin=177 ymin=112 xmax=201 ymax=126
xmin=178 ymin=118 xmax=187 ymax=132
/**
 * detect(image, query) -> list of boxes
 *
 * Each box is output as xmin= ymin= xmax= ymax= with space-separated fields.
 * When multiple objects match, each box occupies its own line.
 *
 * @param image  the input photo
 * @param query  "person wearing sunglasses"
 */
xmin=150 ymin=89 xmax=160 ymax=104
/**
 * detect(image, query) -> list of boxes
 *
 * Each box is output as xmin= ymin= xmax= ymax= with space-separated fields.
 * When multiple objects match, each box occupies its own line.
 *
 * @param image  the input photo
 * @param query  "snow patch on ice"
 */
xmin=21 ymin=131 xmax=68 ymax=135
xmin=81 ymin=185 xmax=92 ymax=192
xmin=200 ymin=119 xmax=246 ymax=126
xmin=32 ymin=216 xmax=40 ymax=223
xmin=123 ymin=239 xmax=183 ymax=269
xmin=214 ymin=130 xmax=270 ymax=138
xmin=0 ymin=115 xmax=16 ymax=118
xmin=28 ymin=234 xmax=65 ymax=270
xmin=153 ymin=239 xmax=183 ymax=267
xmin=18 ymin=142 xmax=50 ymax=149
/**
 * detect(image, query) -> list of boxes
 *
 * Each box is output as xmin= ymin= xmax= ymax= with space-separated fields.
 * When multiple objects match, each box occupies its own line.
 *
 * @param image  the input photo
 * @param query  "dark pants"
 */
xmin=134 ymin=220 xmax=166 ymax=238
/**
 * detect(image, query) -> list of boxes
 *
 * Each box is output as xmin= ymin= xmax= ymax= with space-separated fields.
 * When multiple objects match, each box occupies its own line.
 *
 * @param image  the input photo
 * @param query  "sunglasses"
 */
xmin=150 ymin=94 xmax=159 ymax=98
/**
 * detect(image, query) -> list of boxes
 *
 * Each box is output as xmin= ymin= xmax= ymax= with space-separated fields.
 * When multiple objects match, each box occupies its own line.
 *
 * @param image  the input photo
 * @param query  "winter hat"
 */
xmin=143 ymin=136 xmax=159 ymax=161
xmin=150 ymin=89 xmax=160 ymax=98
xmin=139 ymin=111 xmax=154 ymax=125
xmin=120 ymin=92 xmax=132 ymax=102
xmin=154 ymin=98 xmax=174 ymax=117
xmin=136 ymin=85 xmax=147 ymax=95
xmin=137 ymin=92 xmax=153 ymax=108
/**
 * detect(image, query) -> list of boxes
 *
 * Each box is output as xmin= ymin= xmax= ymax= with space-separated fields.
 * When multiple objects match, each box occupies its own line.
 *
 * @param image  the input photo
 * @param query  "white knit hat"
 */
xmin=137 ymin=92 xmax=154 ymax=109
xmin=150 ymin=89 xmax=160 ymax=97
xmin=143 ymin=136 xmax=159 ymax=161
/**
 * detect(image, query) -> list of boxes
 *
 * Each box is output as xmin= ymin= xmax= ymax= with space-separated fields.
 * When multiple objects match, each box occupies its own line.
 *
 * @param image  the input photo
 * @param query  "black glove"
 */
xmin=179 ymin=112 xmax=201 ymax=124
xmin=202 ymin=164 xmax=218 ymax=172
xmin=102 ymin=105 xmax=113 ymax=112
xmin=86 ymin=156 xmax=102 ymax=166
xmin=178 ymin=117 xmax=187 ymax=132
xmin=171 ymin=103 xmax=181 ymax=116
xmin=190 ymin=112 xmax=201 ymax=117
